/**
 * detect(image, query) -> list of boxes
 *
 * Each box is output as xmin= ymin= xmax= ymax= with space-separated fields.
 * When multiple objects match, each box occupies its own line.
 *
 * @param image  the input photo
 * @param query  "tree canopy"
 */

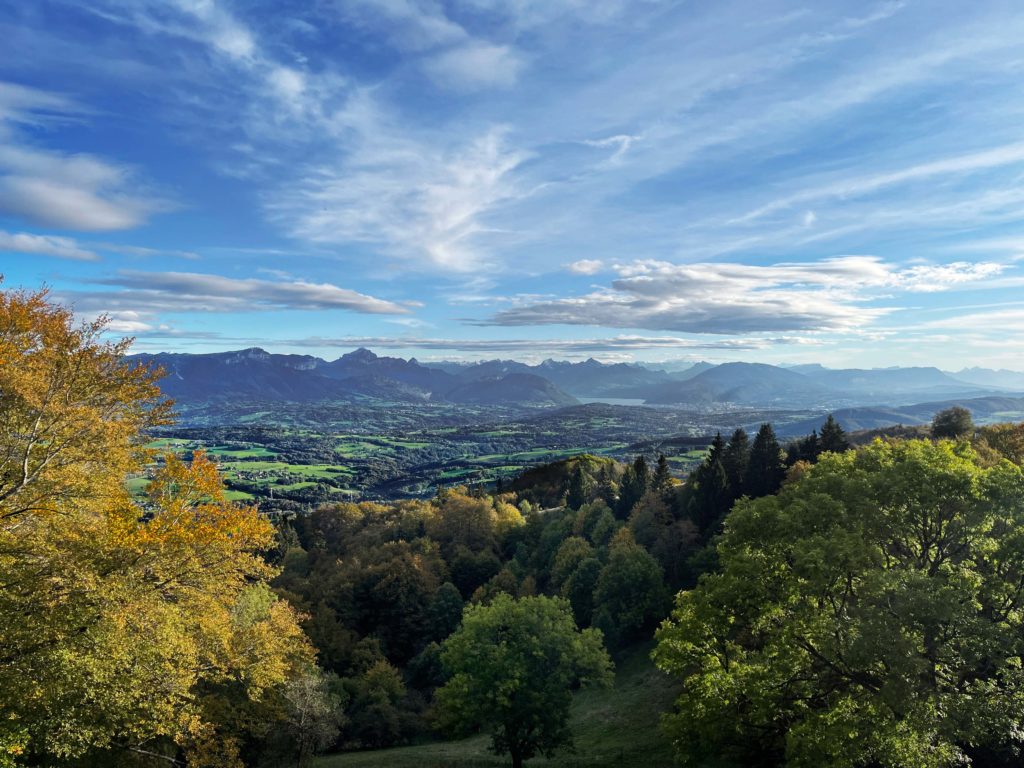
xmin=435 ymin=594 xmax=612 ymax=768
xmin=655 ymin=438 xmax=1024 ymax=768
xmin=0 ymin=288 xmax=313 ymax=767
xmin=932 ymin=406 xmax=975 ymax=439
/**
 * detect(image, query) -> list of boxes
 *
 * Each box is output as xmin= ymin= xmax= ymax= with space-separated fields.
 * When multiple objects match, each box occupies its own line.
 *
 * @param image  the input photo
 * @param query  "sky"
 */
xmin=2 ymin=0 xmax=1024 ymax=369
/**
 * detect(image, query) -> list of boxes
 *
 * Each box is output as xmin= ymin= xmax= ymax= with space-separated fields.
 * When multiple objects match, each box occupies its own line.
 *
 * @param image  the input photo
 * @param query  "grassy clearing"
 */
xmin=126 ymin=476 xmax=150 ymax=494
xmin=315 ymin=643 xmax=680 ymax=768
xmin=334 ymin=435 xmax=433 ymax=458
xmin=147 ymin=437 xmax=193 ymax=450
xmin=127 ymin=475 xmax=253 ymax=501
xmin=204 ymin=445 xmax=278 ymax=459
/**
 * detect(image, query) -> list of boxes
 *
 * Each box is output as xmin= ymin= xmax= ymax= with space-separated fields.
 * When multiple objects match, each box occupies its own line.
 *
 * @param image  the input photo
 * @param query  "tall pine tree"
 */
xmin=744 ymin=423 xmax=786 ymax=498
xmin=722 ymin=428 xmax=750 ymax=499
xmin=653 ymin=453 xmax=672 ymax=492
xmin=616 ymin=456 xmax=650 ymax=518
xmin=686 ymin=434 xmax=731 ymax=536
xmin=818 ymin=414 xmax=849 ymax=454
xmin=566 ymin=462 xmax=591 ymax=510
xmin=787 ymin=430 xmax=820 ymax=465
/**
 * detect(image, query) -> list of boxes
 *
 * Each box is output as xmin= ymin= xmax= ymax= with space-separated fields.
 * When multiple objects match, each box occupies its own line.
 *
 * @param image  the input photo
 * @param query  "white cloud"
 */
xmin=485 ymin=257 xmax=1004 ymax=334
xmin=566 ymin=259 xmax=603 ymax=275
xmin=284 ymin=333 xmax=796 ymax=353
xmin=95 ymin=242 xmax=201 ymax=260
xmin=733 ymin=142 xmax=1024 ymax=225
xmin=64 ymin=271 xmax=410 ymax=315
xmin=923 ymin=308 xmax=1024 ymax=331
xmin=267 ymin=66 xmax=306 ymax=100
xmin=332 ymin=0 xmax=525 ymax=91
xmin=102 ymin=310 xmax=154 ymax=333
xmin=337 ymin=0 xmax=467 ymax=52
xmin=0 ymin=230 xmax=98 ymax=261
xmin=455 ymin=0 xmax=635 ymax=30
xmin=271 ymin=120 xmax=531 ymax=270
xmin=582 ymin=134 xmax=640 ymax=163
xmin=87 ymin=0 xmax=257 ymax=62
xmin=424 ymin=42 xmax=524 ymax=90
xmin=59 ymin=4 xmax=536 ymax=271
xmin=898 ymin=261 xmax=1004 ymax=293
xmin=0 ymin=82 xmax=169 ymax=231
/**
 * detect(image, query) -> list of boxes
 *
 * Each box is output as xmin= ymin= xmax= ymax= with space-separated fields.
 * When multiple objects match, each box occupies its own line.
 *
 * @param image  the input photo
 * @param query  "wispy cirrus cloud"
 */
xmin=332 ymin=0 xmax=525 ymax=89
xmin=82 ymin=0 xmax=257 ymax=61
xmin=424 ymin=42 xmax=525 ymax=90
xmin=269 ymin=121 xmax=531 ymax=271
xmin=72 ymin=1 xmax=534 ymax=271
xmin=731 ymin=142 xmax=1024 ymax=226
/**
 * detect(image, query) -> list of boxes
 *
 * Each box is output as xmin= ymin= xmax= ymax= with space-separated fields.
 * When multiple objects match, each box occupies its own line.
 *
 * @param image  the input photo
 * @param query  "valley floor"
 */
xmin=314 ymin=642 xmax=680 ymax=768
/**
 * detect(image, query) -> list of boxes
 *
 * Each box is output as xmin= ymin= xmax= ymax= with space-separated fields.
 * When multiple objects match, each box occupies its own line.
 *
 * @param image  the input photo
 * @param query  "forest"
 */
xmin=4 ymin=288 xmax=1024 ymax=768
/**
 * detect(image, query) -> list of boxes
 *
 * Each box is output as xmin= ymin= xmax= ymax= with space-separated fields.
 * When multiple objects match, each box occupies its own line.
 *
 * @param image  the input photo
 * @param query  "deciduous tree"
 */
xmin=435 ymin=594 xmax=612 ymax=768
xmin=0 ymin=288 xmax=312 ymax=766
xmin=932 ymin=406 xmax=975 ymax=439
xmin=655 ymin=439 xmax=1024 ymax=768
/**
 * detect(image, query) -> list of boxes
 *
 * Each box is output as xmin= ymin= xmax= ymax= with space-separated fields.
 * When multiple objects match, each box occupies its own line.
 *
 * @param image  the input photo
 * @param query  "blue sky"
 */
xmin=2 ymin=0 xmax=1024 ymax=368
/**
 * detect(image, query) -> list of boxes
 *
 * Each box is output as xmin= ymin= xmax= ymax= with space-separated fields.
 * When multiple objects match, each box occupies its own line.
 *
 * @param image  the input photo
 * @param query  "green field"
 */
xmin=140 ymin=401 xmax=759 ymax=501
xmin=315 ymin=643 xmax=680 ymax=768
xmin=205 ymin=445 xmax=279 ymax=459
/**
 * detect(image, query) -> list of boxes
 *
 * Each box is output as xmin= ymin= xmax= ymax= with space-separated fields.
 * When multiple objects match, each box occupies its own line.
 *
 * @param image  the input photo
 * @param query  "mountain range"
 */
xmin=131 ymin=347 xmax=1023 ymax=411
xmin=774 ymin=395 xmax=1024 ymax=437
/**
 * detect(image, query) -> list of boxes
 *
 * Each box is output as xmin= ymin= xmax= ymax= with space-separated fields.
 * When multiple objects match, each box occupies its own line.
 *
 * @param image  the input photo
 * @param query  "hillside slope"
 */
xmin=445 ymin=373 xmax=578 ymax=408
xmin=645 ymin=362 xmax=829 ymax=405
xmin=775 ymin=395 xmax=1024 ymax=436
xmin=315 ymin=643 xmax=680 ymax=768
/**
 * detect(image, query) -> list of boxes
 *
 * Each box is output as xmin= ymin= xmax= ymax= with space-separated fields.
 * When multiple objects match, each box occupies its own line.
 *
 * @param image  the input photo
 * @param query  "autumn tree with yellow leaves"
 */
xmin=0 ymin=287 xmax=319 ymax=766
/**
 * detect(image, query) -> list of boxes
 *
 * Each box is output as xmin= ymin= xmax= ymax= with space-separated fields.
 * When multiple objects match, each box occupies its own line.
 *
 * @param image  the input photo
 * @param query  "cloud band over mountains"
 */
xmin=485 ymin=257 xmax=1002 ymax=334
xmin=60 ymin=271 xmax=408 ymax=316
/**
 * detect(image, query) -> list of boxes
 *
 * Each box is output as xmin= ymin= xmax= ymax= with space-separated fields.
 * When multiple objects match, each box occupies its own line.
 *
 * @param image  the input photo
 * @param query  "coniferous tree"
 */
xmin=685 ymin=434 xmax=730 ymax=536
xmin=616 ymin=456 xmax=650 ymax=518
xmin=707 ymin=432 xmax=726 ymax=464
xmin=596 ymin=464 xmax=618 ymax=508
xmin=818 ymin=414 xmax=850 ymax=454
xmin=616 ymin=466 xmax=639 ymax=519
xmin=744 ymin=423 xmax=786 ymax=498
xmin=633 ymin=455 xmax=651 ymax=491
xmin=687 ymin=456 xmax=729 ymax=535
xmin=722 ymin=428 xmax=750 ymax=499
xmin=787 ymin=430 xmax=820 ymax=465
xmin=653 ymin=453 xmax=672 ymax=492
xmin=565 ymin=462 xmax=592 ymax=510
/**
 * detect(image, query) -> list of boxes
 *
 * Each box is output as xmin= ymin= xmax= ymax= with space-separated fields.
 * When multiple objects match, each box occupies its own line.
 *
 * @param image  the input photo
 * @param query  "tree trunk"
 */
xmin=511 ymin=750 xmax=524 ymax=768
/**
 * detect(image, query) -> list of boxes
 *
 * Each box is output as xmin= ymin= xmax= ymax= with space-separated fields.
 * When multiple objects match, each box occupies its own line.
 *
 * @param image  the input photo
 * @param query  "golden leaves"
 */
xmin=0 ymin=286 xmax=313 ymax=764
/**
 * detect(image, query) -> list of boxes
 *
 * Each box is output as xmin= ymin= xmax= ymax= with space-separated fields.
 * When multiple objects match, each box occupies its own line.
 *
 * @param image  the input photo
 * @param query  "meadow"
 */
xmin=315 ymin=644 xmax=680 ymax=768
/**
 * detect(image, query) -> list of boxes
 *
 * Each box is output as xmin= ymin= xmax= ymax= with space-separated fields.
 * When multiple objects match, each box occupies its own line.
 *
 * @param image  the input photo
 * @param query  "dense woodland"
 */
xmin=4 ymin=288 xmax=1024 ymax=767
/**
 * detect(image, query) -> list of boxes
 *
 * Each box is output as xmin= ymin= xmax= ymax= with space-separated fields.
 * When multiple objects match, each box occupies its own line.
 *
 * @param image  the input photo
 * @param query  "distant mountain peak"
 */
xmin=228 ymin=347 xmax=270 ymax=361
xmin=340 ymin=347 xmax=378 ymax=362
